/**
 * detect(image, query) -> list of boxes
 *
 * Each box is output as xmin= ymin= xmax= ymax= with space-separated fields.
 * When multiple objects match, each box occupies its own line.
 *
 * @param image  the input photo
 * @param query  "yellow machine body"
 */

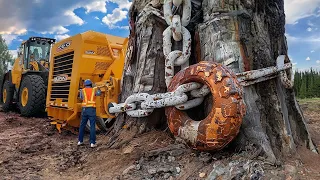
xmin=46 ymin=31 xmax=128 ymax=132
xmin=1 ymin=37 xmax=55 ymax=117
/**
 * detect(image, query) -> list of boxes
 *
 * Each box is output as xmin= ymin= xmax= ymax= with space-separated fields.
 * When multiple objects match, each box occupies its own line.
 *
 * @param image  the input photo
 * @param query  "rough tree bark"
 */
xmin=110 ymin=0 xmax=317 ymax=163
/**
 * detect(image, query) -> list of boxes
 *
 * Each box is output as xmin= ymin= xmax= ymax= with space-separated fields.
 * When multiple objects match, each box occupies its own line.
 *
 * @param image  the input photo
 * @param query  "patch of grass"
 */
xmin=297 ymin=98 xmax=320 ymax=112
xmin=298 ymin=98 xmax=320 ymax=104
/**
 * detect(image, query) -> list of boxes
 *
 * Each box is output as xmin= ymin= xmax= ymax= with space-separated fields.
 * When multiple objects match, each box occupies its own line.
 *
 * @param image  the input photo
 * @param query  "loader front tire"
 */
xmin=1 ymin=80 xmax=14 ymax=112
xmin=18 ymin=75 xmax=46 ymax=116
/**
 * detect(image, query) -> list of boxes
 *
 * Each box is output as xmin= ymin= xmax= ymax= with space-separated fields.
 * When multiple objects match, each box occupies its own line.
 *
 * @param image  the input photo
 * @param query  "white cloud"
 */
xmin=102 ymin=8 xmax=128 ymax=29
xmin=100 ymin=0 xmax=132 ymax=29
xmin=293 ymin=62 xmax=298 ymax=66
xmin=307 ymin=27 xmax=312 ymax=32
xmin=108 ymin=25 xmax=129 ymax=30
xmin=40 ymin=26 xmax=69 ymax=35
xmin=308 ymin=21 xmax=315 ymax=27
xmin=84 ymin=1 xmax=107 ymax=14
xmin=0 ymin=0 xmax=108 ymax=36
xmin=0 ymin=0 xmax=132 ymax=48
xmin=311 ymin=50 xmax=315 ymax=53
xmin=306 ymin=57 xmax=311 ymax=61
xmin=0 ymin=27 xmax=27 ymax=35
xmin=306 ymin=37 xmax=320 ymax=42
xmin=286 ymin=33 xmax=320 ymax=43
xmin=54 ymin=34 xmax=70 ymax=41
xmin=107 ymin=0 xmax=132 ymax=10
xmin=317 ymin=60 xmax=320 ymax=64
xmin=284 ymin=0 xmax=320 ymax=24
xmin=63 ymin=10 xmax=85 ymax=26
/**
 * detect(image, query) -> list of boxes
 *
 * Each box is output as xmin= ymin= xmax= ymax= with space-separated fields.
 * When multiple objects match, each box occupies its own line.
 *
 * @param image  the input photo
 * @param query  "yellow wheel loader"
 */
xmin=46 ymin=31 xmax=128 ymax=132
xmin=1 ymin=37 xmax=56 ymax=116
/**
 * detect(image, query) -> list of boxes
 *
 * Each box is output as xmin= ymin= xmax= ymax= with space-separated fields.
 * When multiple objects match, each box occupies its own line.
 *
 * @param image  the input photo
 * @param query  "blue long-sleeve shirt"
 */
xmin=79 ymin=87 xmax=101 ymax=100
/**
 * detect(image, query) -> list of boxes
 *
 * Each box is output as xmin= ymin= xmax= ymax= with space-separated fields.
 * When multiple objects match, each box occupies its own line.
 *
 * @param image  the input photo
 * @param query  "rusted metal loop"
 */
xmin=172 ymin=15 xmax=182 ymax=41
xmin=126 ymin=109 xmax=154 ymax=118
xmin=141 ymin=93 xmax=188 ymax=109
xmin=164 ymin=0 xmax=191 ymax=26
xmin=108 ymin=102 xmax=137 ymax=114
xmin=277 ymin=55 xmax=293 ymax=89
xmin=174 ymin=82 xmax=202 ymax=95
xmin=175 ymin=97 xmax=204 ymax=110
xmin=190 ymin=85 xmax=210 ymax=98
xmin=163 ymin=26 xmax=191 ymax=62
xmin=166 ymin=61 xmax=246 ymax=151
xmin=163 ymin=26 xmax=191 ymax=87
xmin=124 ymin=93 xmax=150 ymax=104
xmin=123 ymin=93 xmax=154 ymax=117
xmin=235 ymin=55 xmax=292 ymax=87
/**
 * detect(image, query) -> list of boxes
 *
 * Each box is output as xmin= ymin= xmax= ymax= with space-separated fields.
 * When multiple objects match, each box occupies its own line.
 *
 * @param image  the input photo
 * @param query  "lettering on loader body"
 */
xmin=85 ymin=50 xmax=95 ymax=55
xmin=57 ymin=41 xmax=71 ymax=52
xmin=53 ymin=74 xmax=68 ymax=83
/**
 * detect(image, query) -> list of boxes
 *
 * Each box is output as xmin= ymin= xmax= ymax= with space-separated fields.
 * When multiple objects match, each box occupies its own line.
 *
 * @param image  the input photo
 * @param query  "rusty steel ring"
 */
xmin=165 ymin=61 xmax=246 ymax=151
xmin=277 ymin=55 xmax=294 ymax=89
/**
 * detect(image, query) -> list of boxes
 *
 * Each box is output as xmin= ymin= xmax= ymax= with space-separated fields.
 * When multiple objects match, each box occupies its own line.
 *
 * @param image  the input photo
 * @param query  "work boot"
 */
xmin=77 ymin=141 xmax=84 ymax=146
xmin=90 ymin=143 xmax=97 ymax=148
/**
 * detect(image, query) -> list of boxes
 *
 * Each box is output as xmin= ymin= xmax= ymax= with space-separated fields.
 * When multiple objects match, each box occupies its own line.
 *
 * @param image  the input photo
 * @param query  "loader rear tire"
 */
xmin=18 ymin=75 xmax=46 ymax=117
xmin=1 ymin=80 xmax=15 ymax=112
xmin=86 ymin=121 xmax=100 ymax=132
xmin=85 ymin=117 xmax=114 ymax=132
xmin=96 ymin=117 xmax=114 ymax=131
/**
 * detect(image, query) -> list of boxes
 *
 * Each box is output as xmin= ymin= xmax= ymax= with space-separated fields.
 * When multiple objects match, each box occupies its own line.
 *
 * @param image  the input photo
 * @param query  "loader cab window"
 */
xmin=29 ymin=41 xmax=51 ymax=61
xmin=23 ymin=40 xmax=52 ymax=69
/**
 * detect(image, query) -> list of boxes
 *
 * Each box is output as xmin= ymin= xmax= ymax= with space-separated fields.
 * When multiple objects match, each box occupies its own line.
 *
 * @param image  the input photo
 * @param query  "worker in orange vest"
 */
xmin=77 ymin=79 xmax=101 ymax=148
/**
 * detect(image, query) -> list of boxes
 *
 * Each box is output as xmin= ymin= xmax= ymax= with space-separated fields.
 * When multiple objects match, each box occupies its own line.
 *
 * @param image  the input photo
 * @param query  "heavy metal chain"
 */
xmin=109 ymin=0 xmax=209 ymax=117
xmin=107 ymin=0 xmax=294 ymax=118
xmin=109 ymin=82 xmax=207 ymax=117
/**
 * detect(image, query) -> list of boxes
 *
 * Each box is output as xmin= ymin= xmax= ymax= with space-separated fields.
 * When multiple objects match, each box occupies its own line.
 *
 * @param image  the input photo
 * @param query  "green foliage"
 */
xmin=0 ymin=35 xmax=14 ymax=78
xmin=294 ymin=69 xmax=320 ymax=98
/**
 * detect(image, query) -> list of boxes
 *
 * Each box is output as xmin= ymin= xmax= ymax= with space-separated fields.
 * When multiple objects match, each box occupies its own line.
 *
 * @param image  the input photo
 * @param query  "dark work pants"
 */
xmin=78 ymin=107 xmax=96 ymax=144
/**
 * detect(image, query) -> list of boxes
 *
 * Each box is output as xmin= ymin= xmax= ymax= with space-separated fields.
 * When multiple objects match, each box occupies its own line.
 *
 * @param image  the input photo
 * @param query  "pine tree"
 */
xmin=300 ymin=72 xmax=307 ymax=98
xmin=295 ymin=69 xmax=320 ymax=98
xmin=0 ymin=35 xmax=14 ymax=78
xmin=294 ymin=71 xmax=301 ymax=96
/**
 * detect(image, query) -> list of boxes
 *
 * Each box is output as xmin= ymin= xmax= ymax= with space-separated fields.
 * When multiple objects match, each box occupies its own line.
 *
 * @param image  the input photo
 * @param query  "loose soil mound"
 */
xmin=0 ymin=101 xmax=320 ymax=179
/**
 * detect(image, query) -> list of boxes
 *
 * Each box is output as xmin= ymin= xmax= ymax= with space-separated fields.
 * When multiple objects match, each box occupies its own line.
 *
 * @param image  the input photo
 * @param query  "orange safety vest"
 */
xmin=82 ymin=87 xmax=97 ymax=107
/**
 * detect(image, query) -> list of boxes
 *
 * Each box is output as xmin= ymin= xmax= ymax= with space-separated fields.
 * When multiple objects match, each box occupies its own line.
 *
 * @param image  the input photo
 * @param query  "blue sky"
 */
xmin=0 ymin=0 xmax=320 ymax=71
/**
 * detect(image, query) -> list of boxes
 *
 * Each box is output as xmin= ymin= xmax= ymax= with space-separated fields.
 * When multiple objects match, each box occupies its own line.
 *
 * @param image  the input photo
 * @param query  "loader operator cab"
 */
xmin=20 ymin=37 xmax=55 ymax=70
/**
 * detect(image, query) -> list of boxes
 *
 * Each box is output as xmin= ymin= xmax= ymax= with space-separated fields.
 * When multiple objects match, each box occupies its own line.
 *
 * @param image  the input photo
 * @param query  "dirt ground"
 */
xmin=0 ymin=100 xmax=320 ymax=180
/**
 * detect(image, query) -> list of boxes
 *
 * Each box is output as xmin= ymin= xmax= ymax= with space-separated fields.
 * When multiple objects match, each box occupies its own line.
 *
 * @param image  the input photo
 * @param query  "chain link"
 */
xmin=109 ymin=82 xmax=210 ymax=117
xmin=163 ymin=0 xmax=192 ymax=87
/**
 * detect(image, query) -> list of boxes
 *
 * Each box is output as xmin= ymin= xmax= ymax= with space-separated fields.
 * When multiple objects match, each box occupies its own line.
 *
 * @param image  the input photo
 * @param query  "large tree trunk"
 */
xmin=110 ymin=0 xmax=317 ymax=163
